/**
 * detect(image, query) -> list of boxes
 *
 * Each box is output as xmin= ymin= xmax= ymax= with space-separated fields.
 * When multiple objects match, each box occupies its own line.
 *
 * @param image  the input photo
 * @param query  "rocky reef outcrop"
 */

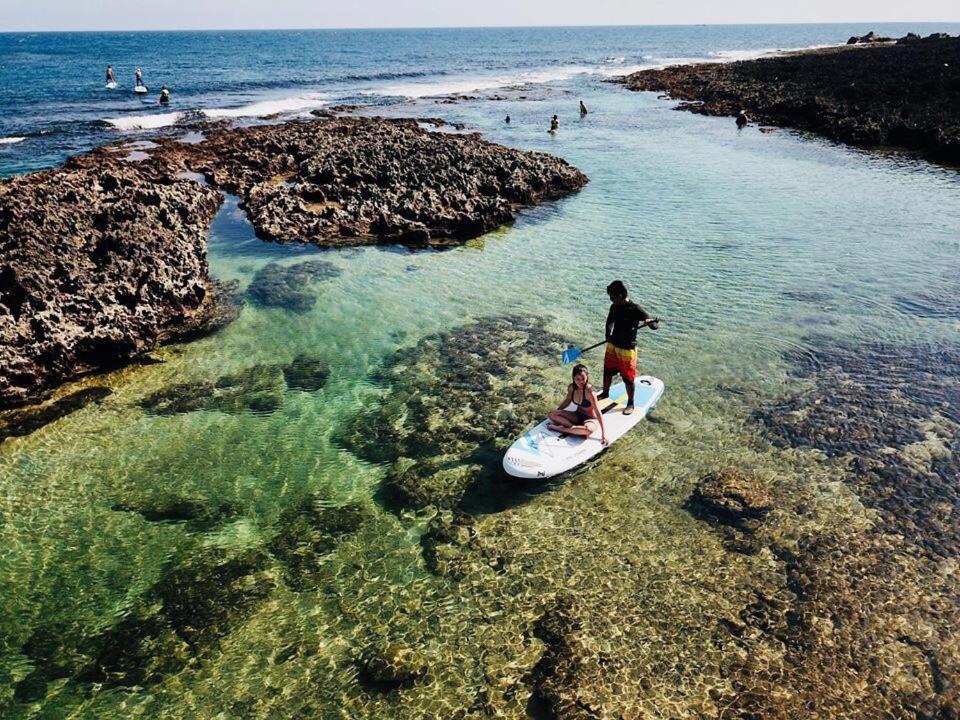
xmin=616 ymin=35 xmax=960 ymax=161
xmin=0 ymin=166 xmax=225 ymax=410
xmin=152 ymin=116 xmax=588 ymax=248
xmin=2 ymin=116 xmax=586 ymax=411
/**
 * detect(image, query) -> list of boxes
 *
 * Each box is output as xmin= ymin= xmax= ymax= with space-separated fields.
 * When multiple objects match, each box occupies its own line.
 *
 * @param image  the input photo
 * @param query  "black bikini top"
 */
xmin=572 ymin=384 xmax=592 ymax=408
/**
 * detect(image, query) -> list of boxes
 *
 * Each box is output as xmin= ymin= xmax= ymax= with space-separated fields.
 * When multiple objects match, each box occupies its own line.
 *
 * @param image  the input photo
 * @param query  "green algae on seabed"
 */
xmin=337 ymin=315 xmax=572 ymax=512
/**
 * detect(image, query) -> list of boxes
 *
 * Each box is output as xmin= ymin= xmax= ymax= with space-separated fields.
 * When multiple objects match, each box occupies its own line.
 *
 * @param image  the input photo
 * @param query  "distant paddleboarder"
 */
xmin=600 ymin=280 xmax=658 ymax=415
xmin=135 ymin=68 xmax=144 ymax=88
xmin=106 ymin=65 xmax=115 ymax=84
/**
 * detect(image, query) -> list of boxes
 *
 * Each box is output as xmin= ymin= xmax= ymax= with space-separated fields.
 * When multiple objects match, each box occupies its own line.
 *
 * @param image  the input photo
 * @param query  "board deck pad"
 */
xmin=503 ymin=376 xmax=664 ymax=480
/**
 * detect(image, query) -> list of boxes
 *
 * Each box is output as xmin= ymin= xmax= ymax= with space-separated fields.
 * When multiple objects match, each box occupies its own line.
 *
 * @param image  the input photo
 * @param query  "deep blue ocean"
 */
xmin=3 ymin=23 xmax=960 ymax=175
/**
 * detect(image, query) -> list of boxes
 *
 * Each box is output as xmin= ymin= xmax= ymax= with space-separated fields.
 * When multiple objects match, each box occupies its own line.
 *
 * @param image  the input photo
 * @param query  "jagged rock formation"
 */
xmin=0 ymin=166 xmax=225 ymax=410
xmin=150 ymin=116 xmax=589 ymax=247
xmin=616 ymin=35 xmax=960 ymax=161
xmin=1 ymin=117 xmax=586 ymax=410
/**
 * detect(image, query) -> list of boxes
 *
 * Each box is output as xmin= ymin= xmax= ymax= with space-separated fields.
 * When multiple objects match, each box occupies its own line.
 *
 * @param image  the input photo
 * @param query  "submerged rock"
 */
xmin=111 ymin=492 xmax=240 ymax=528
xmin=282 ymin=355 xmax=330 ymax=391
xmin=246 ymin=260 xmax=341 ymax=313
xmin=338 ymin=316 xmax=569 ymax=511
xmin=756 ymin=338 xmax=960 ymax=559
xmin=687 ymin=467 xmax=774 ymax=526
xmin=267 ymin=495 xmax=371 ymax=591
xmin=525 ymin=598 xmax=603 ymax=719
xmin=357 ymin=641 xmax=429 ymax=689
xmin=140 ymin=364 xmax=287 ymax=415
xmin=420 ymin=510 xmax=480 ymax=579
xmin=0 ymin=165 xmax=225 ymax=409
xmin=14 ymin=547 xmax=276 ymax=698
xmin=615 ymin=35 xmax=960 ymax=161
xmin=0 ymin=387 xmax=112 ymax=442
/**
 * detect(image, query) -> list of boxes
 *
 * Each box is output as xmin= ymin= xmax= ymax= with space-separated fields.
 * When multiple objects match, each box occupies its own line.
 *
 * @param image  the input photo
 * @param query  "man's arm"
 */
xmin=636 ymin=305 xmax=658 ymax=330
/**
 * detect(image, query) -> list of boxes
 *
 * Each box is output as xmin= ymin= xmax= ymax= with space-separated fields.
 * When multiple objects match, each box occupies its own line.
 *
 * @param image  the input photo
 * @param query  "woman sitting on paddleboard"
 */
xmin=547 ymin=364 xmax=608 ymax=445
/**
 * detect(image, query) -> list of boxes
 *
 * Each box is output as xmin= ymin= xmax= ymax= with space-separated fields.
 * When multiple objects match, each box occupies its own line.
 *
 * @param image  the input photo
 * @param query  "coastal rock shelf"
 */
xmin=0 ymin=166 xmax=224 ymax=410
xmin=154 ymin=116 xmax=589 ymax=247
xmin=615 ymin=35 xmax=960 ymax=161
xmin=0 ymin=117 xmax=587 ymax=409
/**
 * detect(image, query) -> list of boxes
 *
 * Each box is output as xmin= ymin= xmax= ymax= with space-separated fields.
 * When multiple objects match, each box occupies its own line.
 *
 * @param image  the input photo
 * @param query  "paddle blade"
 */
xmin=561 ymin=346 xmax=582 ymax=365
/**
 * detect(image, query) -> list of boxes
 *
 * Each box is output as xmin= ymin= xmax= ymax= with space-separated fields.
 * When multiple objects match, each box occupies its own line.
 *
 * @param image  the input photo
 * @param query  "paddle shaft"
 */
xmin=578 ymin=318 xmax=660 ymax=356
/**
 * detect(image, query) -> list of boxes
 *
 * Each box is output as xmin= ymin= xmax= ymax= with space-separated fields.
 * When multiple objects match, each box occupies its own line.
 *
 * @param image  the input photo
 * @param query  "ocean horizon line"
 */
xmin=3 ymin=19 xmax=959 ymax=35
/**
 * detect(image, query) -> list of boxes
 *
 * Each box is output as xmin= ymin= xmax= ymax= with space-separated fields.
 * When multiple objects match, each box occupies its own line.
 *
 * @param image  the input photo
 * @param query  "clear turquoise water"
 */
xmin=2 ymin=25 xmax=960 ymax=718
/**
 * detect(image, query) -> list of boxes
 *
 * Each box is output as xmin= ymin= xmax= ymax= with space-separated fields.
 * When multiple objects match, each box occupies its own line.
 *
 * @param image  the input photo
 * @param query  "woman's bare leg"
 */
xmin=551 ymin=420 xmax=599 ymax=437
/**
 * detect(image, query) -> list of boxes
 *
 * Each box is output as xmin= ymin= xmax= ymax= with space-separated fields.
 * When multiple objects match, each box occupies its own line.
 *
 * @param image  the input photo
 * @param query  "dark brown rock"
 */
xmin=146 ymin=116 xmax=588 ymax=248
xmin=0 ymin=166 xmax=224 ymax=409
xmin=687 ymin=467 xmax=774 ymax=526
xmin=357 ymin=641 xmax=429 ymax=689
xmin=615 ymin=35 xmax=960 ymax=161
xmin=847 ymin=31 xmax=893 ymax=45
xmin=2 ymin=116 xmax=587 ymax=408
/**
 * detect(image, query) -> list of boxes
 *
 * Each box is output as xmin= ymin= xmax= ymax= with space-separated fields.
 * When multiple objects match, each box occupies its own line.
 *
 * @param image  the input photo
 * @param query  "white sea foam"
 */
xmin=0 ymin=136 xmax=26 ymax=145
xmin=105 ymin=93 xmax=330 ymax=132
xmin=105 ymin=112 xmax=184 ymax=131
xmin=707 ymin=43 xmax=839 ymax=62
xmin=202 ymin=93 xmax=329 ymax=118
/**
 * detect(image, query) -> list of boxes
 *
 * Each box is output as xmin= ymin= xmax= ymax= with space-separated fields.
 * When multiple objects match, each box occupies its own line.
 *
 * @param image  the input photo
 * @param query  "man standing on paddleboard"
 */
xmin=600 ymin=280 xmax=658 ymax=414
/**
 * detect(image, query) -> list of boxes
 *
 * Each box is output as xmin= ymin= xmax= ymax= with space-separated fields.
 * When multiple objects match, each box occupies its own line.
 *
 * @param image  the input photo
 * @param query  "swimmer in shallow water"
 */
xmin=549 ymin=115 xmax=559 ymax=133
xmin=580 ymin=100 xmax=588 ymax=115
xmin=158 ymin=85 xmax=171 ymax=105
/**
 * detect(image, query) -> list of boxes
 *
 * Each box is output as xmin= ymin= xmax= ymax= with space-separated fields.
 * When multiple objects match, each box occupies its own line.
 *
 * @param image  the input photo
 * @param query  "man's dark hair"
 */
xmin=606 ymin=280 xmax=628 ymax=299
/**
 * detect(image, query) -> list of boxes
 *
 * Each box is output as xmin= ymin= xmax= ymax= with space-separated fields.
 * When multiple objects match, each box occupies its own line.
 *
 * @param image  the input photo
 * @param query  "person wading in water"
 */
xmin=600 ymin=280 xmax=658 ymax=414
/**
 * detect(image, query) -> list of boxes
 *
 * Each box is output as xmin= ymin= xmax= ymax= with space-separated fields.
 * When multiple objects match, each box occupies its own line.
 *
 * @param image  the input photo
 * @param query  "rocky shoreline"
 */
xmin=0 ymin=116 xmax=587 ymax=410
xmin=615 ymin=34 xmax=960 ymax=161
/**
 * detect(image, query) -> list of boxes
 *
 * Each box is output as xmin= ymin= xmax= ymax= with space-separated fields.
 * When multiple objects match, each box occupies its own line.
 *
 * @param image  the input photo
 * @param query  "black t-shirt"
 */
xmin=606 ymin=301 xmax=650 ymax=349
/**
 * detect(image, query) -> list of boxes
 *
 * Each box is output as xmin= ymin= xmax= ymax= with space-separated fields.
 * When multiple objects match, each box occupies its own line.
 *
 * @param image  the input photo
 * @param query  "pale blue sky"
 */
xmin=2 ymin=0 xmax=958 ymax=32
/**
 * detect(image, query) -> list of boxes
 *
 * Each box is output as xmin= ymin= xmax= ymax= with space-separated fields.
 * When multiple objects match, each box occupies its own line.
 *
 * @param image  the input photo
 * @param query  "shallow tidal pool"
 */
xmin=2 ymin=77 xmax=959 ymax=718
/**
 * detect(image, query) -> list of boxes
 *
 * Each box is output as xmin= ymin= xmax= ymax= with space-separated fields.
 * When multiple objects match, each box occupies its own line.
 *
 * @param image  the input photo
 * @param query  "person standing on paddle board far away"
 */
xmin=135 ymin=68 xmax=144 ymax=88
xmin=547 ymin=364 xmax=608 ymax=445
xmin=600 ymin=280 xmax=658 ymax=415
xmin=106 ymin=66 xmax=115 ymax=84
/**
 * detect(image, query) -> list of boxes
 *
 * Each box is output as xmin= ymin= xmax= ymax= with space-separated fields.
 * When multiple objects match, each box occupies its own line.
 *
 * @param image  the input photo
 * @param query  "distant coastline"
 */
xmin=615 ymin=33 xmax=960 ymax=161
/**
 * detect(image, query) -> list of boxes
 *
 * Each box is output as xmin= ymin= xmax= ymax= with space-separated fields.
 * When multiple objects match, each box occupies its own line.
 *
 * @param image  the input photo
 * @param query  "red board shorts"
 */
xmin=603 ymin=343 xmax=637 ymax=383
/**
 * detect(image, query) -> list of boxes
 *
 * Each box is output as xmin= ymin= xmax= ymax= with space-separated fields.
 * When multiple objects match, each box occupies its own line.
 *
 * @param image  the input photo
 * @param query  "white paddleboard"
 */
xmin=503 ymin=376 xmax=664 ymax=480
xmin=135 ymin=86 xmax=148 ymax=94
xmin=105 ymin=81 xmax=117 ymax=89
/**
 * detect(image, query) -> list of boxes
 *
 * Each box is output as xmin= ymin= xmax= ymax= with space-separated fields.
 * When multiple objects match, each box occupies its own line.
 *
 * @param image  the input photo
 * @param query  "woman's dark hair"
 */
xmin=606 ymin=280 xmax=628 ymax=299
xmin=572 ymin=364 xmax=589 ymax=382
